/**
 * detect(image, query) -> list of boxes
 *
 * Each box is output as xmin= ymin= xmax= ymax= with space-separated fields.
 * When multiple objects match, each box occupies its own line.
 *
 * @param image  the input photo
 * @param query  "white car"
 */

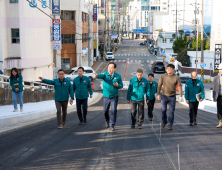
xmin=106 ymin=52 xmax=115 ymax=60
xmin=65 ymin=66 xmax=95 ymax=82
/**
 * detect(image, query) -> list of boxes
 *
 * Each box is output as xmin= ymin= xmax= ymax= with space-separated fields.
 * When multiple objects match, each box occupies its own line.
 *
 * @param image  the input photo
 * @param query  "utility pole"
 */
xmin=195 ymin=0 xmax=197 ymax=38
xmin=88 ymin=0 xmax=91 ymax=67
xmin=196 ymin=21 xmax=199 ymax=72
xmin=176 ymin=0 xmax=178 ymax=39
xmin=201 ymin=0 xmax=204 ymax=81
xmin=108 ymin=0 xmax=110 ymax=52
xmin=104 ymin=0 xmax=107 ymax=61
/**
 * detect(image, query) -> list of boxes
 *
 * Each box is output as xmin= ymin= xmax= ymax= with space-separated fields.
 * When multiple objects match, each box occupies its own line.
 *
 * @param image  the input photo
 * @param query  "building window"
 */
xmin=10 ymin=0 xmax=18 ymax=3
xmin=82 ymin=34 xmax=88 ymax=43
xmin=82 ymin=13 xmax=86 ymax=22
xmin=61 ymin=11 xmax=75 ymax=21
xmin=62 ymin=34 xmax=75 ymax=44
xmin=11 ymin=29 xmax=20 ymax=43
xmin=61 ymin=58 xmax=71 ymax=69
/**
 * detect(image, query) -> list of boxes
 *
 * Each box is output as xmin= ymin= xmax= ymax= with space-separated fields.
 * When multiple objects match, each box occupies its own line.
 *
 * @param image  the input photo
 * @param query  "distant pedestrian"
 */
xmin=127 ymin=69 xmax=149 ymax=129
xmin=154 ymin=49 xmax=157 ymax=56
xmin=157 ymin=64 xmax=182 ymax=130
xmin=94 ymin=62 xmax=123 ymax=131
xmin=73 ymin=67 xmax=93 ymax=125
xmin=213 ymin=63 xmax=222 ymax=128
xmin=147 ymin=73 xmax=158 ymax=121
xmin=39 ymin=69 xmax=74 ymax=129
xmin=185 ymin=72 xmax=205 ymax=126
xmin=10 ymin=68 xmax=23 ymax=112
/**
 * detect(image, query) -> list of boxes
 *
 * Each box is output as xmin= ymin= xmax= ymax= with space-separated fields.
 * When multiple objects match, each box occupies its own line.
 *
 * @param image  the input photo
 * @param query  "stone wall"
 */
xmin=0 ymin=88 xmax=54 ymax=106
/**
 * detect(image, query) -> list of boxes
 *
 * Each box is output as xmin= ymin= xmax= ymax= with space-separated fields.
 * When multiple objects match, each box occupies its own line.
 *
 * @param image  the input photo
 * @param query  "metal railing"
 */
xmin=0 ymin=75 xmax=54 ymax=93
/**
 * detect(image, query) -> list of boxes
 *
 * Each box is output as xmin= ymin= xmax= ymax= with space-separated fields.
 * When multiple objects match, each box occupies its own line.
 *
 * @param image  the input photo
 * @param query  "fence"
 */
xmin=0 ymin=75 xmax=54 ymax=93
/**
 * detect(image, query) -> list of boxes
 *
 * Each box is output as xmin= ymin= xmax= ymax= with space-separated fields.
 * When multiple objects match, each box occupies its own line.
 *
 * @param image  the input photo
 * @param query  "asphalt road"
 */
xmin=1 ymin=39 xmax=221 ymax=170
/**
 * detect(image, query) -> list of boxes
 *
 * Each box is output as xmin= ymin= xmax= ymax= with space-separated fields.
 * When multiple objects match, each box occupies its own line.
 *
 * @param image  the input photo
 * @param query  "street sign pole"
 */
xmin=201 ymin=0 xmax=204 ymax=81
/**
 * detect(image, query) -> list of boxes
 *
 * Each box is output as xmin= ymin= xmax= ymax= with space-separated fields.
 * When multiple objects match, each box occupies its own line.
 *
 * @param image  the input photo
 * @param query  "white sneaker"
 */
xmin=13 ymin=109 xmax=18 ymax=112
xmin=20 ymin=107 xmax=23 ymax=112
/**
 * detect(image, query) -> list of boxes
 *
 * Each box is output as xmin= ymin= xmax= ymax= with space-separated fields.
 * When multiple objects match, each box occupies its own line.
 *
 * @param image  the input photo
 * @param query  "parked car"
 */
xmin=65 ymin=66 xmax=95 ymax=82
xmin=151 ymin=61 xmax=166 ymax=73
xmin=179 ymin=76 xmax=191 ymax=84
xmin=106 ymin=52 xmax=115 ymax=61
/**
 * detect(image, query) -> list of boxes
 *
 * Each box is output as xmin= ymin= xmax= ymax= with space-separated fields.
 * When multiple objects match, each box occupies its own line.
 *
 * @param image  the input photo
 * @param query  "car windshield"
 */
xmin=107 ymin=53 xmax=113 ymax=55
xmin=66 ymin=70 xmax=75 ymax=75
xmin=155 ymin=62 xmax=164 ymax=66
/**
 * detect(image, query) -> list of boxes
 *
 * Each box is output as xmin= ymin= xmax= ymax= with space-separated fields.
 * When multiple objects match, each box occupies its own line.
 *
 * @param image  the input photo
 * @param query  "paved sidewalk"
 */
xmin=0 ymin=92 xmax=103 ymax=134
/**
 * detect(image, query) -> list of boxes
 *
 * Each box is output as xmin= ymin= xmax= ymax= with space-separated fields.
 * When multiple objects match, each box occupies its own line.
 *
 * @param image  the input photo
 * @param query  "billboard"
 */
xmin=214 ymin=44 xmax=222 ymax=73
xmin=52 ymin=19 xmax=61 ymax=50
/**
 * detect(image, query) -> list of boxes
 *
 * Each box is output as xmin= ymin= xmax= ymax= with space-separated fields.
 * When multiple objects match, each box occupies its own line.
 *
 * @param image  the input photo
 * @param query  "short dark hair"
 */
xmin=57 ymin=69 xmax=65 ymax=73
xmin=137 ymin=68 xmax=143 ymax=73
xmin=167 ymin=64 xmax=175 ymax=69
xmin=78 ymin=67 xmax=84 ymax=71
xmin=148 ymin=73 xmax=154 ymax=78
xmin=108 ymin=62 xmax=117 ymax=68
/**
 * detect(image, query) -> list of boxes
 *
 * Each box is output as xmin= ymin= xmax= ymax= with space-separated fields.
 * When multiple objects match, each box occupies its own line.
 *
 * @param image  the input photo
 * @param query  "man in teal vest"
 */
xmin=147 ymin=73 xmax=158 ymax=121
xmin=127 ymin=68 xmax=149 ymax=129
xmin=94 ymin=62 xmax=123 ymax=131
xmin=185 ymin=71 xmax=205 ymax=126
xmin=39 ymin=69 xmax=74 ymax=129
xmin=73 ymin=67 xmax=93 ymax=125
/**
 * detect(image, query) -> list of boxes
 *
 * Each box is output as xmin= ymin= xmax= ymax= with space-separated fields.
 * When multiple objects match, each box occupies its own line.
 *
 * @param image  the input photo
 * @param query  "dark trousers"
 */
xmin=131 ymin=100 xmax=144 ymax=125
xmin=76 ymin=98 xmax=88 ymax=122
xmin=55 ymin=100 xmax=68 ymax=125
xmin=217 ymin=95 xmax=222 ymax=120
xmin=189 ymin=102 xmax=199 ymax=123
xmin=147 ymin=99 xmax=155 ymax=118
xmin=103 ymin=96 xmax=118 ymax=127
xmin=161 ymin=95 xmax=176 ymax=125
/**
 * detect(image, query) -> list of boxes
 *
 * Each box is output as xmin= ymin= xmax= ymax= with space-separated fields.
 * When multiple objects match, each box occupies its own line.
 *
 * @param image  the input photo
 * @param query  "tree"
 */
xmin=172 ymin=34 xmax=176 ymax=38
xmin=172 ymin=36 xmax=189 ymax=54
xmin=205 ymin=37 xmax=210 ymax=50
xmin=179 ymin=30 xmax=184 ymax=37
xmin=177 ymin=48 xmax=192 ymax=67
xmin=191 ymin=35 xmax=201 ymax=50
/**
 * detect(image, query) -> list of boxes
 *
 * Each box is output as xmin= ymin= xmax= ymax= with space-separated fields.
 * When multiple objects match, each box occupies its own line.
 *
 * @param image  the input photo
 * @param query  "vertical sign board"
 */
xmin=52 ymin=0 xmax=60 ymax=15
xmin=93 ymin=4 xmax=97 ymax=21
xmin=52 ymin=19 xmax=61 ymax=50
xmin=214 ymin=44 xmax=222 ymax=73
xmin=93 ymin=39 xmax=97 ymax=49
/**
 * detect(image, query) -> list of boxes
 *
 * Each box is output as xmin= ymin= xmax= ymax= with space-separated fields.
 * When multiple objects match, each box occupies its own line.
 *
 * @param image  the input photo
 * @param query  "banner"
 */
xmin=214 ymin=44 xmax=222 ymax=73
xmin=93 ymin=39 xmax=97 ymax=49
xmin=52 ymin=0 xmax=60 ymax=15
xmin=52 ymin=19 xmax=61 ymax=50
xmin=93 ymin=4 xmax=97 ymax=21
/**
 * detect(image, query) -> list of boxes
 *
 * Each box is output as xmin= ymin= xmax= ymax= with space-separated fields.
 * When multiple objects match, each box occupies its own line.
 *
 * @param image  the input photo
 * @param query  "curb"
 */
xmin=0 ymin=93 xmax=103 ymax=134
xmin=176 ymin=95 xmax=217 ymax=115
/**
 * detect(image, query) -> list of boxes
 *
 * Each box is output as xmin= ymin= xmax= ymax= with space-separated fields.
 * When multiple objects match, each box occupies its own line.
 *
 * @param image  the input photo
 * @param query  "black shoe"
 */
xmin=105 ymin=122 xmax=109 ymax=128
xmin=110 ymin=126 xmax=115 ymax=131
xmin=84 ymin=119 xmax=87 ymax=124
xmin=148 ymin=116 xmax=153 ymax=121
xmin=189 ymin=123 xmax=193 ymax=126
xmin=138 ymin=125 xmax=142 ymax=129
xmin=168 ymin=125 xmax=173 ymax=130
xmin=131 ymin=124 xmax=135 ymax=129
xmin=79 ymin=121 xmax=83 ymax=125
xmin=161 ymin=122 xmax=167 ymax=129
xmin=194 ymin=122 xmax=197 ymax=125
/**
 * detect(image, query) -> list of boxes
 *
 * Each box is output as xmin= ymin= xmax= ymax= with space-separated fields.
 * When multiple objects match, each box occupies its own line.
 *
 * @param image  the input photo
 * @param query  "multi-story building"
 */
xmin=0 ymin=0 xmax=53 ymax=81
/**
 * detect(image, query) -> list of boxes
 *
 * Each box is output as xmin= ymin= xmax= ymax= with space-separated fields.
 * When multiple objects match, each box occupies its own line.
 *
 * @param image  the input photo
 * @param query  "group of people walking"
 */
xmin=9 ymin=62 xmax=222 ymax=130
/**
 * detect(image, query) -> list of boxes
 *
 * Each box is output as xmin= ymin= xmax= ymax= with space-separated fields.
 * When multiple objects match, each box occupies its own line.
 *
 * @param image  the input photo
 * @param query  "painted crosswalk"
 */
xmin=113 ymin=60 xmax=144 ymax=63
xmin=115 ymin=54 xmax=150 ymax=57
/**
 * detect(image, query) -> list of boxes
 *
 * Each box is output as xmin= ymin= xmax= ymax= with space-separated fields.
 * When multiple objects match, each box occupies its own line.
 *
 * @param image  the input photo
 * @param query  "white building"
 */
xmin=0 ymin=0 xmax=53 ymax=81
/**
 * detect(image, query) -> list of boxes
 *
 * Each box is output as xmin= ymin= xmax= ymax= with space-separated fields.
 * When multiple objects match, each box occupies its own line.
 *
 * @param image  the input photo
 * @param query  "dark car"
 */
xmin=151 ymin=61 xmax=166 ymax=73
xmin=179 ymin=77 xmax=191 ymax=84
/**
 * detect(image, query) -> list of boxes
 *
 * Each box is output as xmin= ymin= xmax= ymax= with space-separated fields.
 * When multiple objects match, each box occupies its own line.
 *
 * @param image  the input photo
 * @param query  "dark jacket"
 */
xmin=10 ymin=74 xmax=23 ymax=93
xmin=213 ymin=75 xmax=221 ymax=102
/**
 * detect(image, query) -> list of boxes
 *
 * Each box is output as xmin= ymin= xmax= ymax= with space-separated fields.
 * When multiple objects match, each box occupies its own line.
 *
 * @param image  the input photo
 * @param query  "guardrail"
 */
xmin=0 ymin=75 xmax=54 ymax=93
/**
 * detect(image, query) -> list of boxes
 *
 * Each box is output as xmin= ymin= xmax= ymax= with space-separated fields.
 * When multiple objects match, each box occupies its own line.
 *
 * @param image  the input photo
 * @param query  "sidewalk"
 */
xmin=176 ymin=95 xmax=217 ymax=114
xmin=0 ymin=92 xmax=103 ymax=134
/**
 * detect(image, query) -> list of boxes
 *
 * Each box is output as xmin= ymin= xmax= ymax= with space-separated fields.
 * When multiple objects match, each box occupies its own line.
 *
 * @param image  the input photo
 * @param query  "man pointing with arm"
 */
xmin=94 ymin=62 xmax=123 ymax=131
